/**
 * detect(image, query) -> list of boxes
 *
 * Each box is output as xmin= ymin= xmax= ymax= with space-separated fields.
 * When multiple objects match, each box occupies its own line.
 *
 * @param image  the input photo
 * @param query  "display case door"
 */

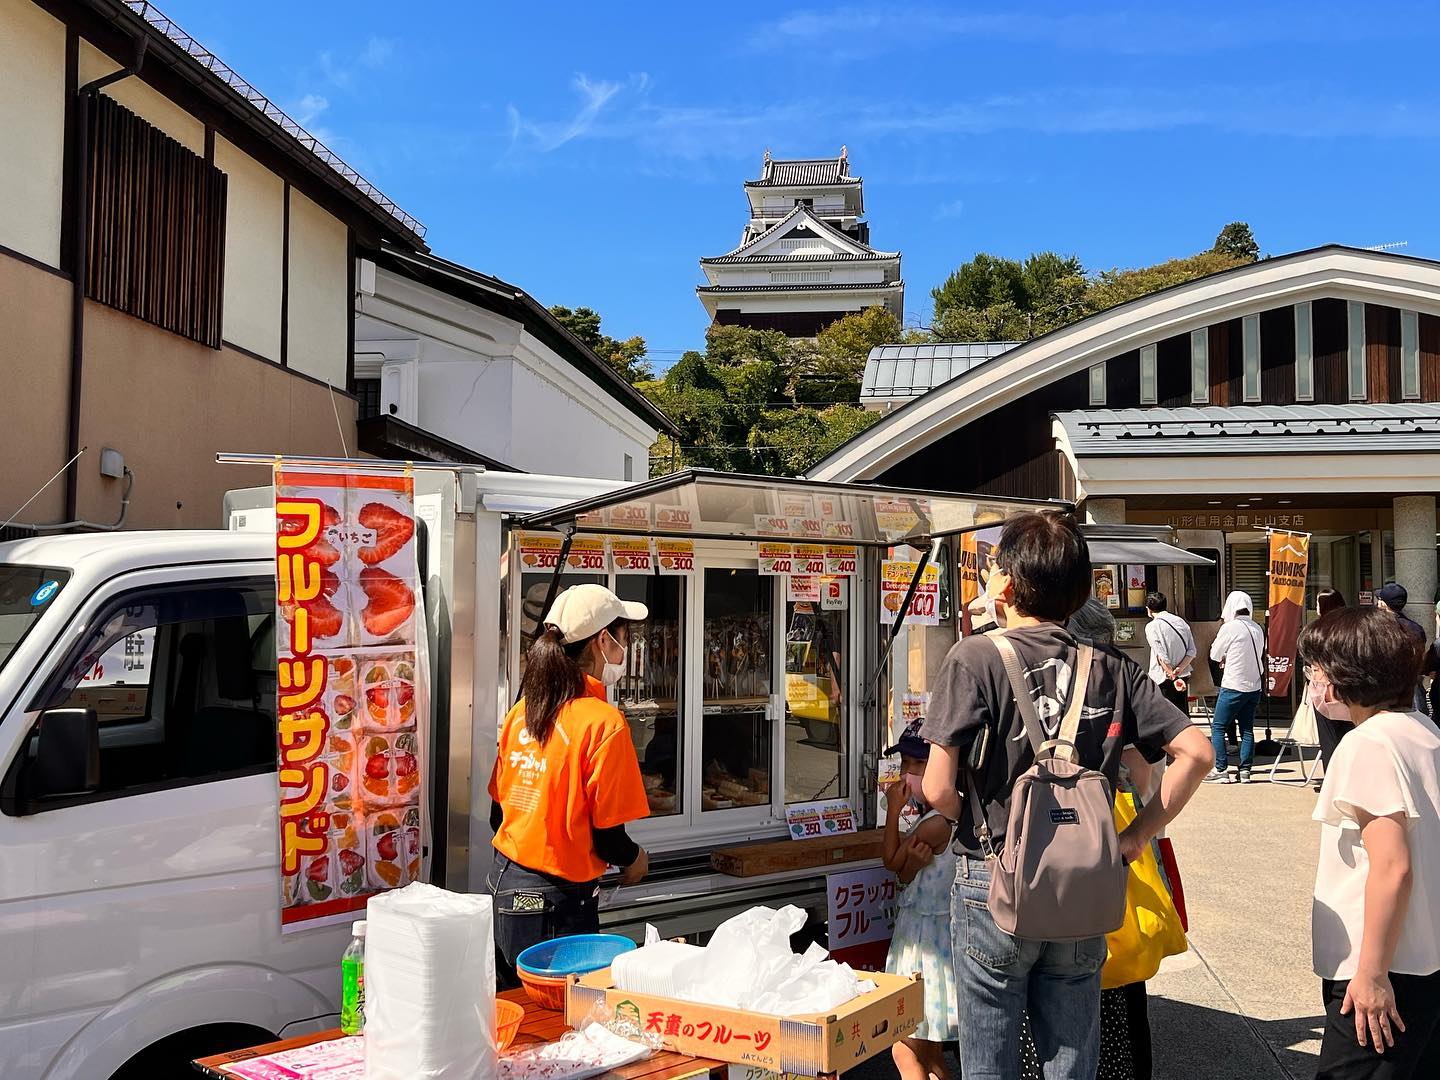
xmin=673 ymin=556 xmax=783 ymax=843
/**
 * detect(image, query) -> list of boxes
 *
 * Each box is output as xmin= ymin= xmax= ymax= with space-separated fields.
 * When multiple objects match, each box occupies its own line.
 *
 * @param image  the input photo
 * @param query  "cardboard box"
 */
xmin=710 ymin=829 xmax=885 ymax=878
xmin=566 ymin=968 xmax=922 ymax=1076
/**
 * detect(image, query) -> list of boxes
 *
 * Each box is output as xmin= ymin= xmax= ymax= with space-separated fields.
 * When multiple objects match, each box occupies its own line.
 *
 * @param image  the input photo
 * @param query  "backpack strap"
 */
xmin=990 ymin=634 xmax=1048 ymax=756
xmin=1048 ymin=644 xmax=1094 ymax=764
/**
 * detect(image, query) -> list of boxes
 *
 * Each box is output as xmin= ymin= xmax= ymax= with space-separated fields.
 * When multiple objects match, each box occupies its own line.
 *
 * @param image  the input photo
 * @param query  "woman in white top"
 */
xmin=1298 ymin=607 xmax=1440 ymax=1078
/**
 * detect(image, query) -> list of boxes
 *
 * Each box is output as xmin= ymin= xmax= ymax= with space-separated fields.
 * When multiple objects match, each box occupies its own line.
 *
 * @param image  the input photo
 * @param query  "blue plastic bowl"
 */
xmin=516 ymin=933 xmax=637 ymax=977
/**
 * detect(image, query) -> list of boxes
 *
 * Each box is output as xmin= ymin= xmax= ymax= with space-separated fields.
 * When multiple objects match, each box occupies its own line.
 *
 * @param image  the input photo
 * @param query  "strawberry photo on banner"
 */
xmin=274 ymin=465 xmax=427 ymax=932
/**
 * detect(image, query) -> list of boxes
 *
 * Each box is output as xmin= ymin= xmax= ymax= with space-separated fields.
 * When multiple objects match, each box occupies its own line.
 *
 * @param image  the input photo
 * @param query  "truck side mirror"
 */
xmin=31 ymin=708 xmax=100 ymax=800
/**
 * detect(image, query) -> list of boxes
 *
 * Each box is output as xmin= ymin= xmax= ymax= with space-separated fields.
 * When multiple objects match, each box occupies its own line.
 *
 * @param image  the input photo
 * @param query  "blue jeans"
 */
xmin=1211 ymin=688 xmax=1261 ymax=770
xmin=952 ymin=857 xmax=1105 ymax=1079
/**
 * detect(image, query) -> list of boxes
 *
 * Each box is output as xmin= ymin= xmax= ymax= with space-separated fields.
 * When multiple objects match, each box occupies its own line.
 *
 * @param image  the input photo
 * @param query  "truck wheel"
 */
xmin=109 ymin=1022 xmax=275 ymax=1080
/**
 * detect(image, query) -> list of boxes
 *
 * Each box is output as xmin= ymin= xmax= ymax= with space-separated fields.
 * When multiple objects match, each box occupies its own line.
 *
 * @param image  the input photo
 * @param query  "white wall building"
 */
xmin=354 ymin=248 xmax=675 ymax=480
xmin=697 ymin=149 xmax=903 ymax=337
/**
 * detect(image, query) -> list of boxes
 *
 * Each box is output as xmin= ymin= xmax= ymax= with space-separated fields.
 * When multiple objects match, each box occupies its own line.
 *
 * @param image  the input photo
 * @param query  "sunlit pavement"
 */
xmin=1149 ymin=732 xmax=1324 ymax=1079
xmin=847 ymin=726 xmax=1326 ymax=1079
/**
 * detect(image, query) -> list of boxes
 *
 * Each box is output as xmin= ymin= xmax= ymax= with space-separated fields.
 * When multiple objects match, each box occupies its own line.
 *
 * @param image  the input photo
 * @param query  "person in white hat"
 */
xmin=487 ymin=583 xmax=650 ymax=984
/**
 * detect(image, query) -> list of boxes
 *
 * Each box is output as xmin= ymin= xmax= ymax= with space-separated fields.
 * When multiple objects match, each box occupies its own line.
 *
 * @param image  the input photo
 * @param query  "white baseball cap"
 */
xmin=544 ymin=583 xmax=648 ymax=644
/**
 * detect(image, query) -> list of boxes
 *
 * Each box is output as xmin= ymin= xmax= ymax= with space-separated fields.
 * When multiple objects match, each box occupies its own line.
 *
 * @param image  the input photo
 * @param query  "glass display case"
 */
xmin=505 ymin=532 xmax=867 ymax=847
xmin=784 ymin=602 xmax=846 ymax=803
xmin=699 ymin=568 xmax=773 ymax=813
xmin=516 ymin=570 xmax=605 ymax=675
xmin=614 ymin=575 xmax=682 ymax=818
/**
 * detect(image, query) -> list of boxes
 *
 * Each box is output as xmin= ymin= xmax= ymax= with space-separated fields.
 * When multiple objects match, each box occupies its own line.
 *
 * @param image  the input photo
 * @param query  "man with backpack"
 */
xmin=921 ymin=511 xmax=1214 ymax=1080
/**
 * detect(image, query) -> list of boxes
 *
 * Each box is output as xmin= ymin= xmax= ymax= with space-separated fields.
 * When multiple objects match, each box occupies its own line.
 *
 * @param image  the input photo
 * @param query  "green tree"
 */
xmin=1087 ymin=250 xmax=1251 ymax=314
xmin=931 ymin=251 xmax=1088 ymax=342
xmin=549 ymin=304 xmax=652 ymax=383
xmin=639 ymin=321 xmax=889 ymax=478
xmin=793 ymin=306 xmax=903 ymax=403
xmin=931 ymin=299 xmax=1030 ymax=343
xmin=931 ymin=253 xmax=1027 ymax=323
xmin=1212 ymin=222 xmax=1260 ymax=263
xmin=747 ymin=405 xmax=881 ymax=476
xmin=930 ymin=229 xmax=1259 ymax=342
xmin=815 ymin=306 xmax=902 ymax=362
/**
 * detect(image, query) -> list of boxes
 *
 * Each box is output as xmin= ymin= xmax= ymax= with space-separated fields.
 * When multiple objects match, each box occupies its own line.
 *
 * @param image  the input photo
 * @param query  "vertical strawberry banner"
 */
xmin=274 ymin=465 xmax=426 ymax=931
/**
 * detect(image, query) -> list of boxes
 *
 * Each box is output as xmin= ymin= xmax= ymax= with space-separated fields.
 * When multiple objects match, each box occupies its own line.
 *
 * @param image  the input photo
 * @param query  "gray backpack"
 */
xmin=965 ymin=634 xmax=1127 ymax=943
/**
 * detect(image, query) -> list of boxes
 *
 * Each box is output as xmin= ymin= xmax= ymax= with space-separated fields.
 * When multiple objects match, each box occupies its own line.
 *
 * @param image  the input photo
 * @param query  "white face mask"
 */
xmin=599 ymin=630 xmax=628 ymax=687
xmin=983 ymin=567 xmax=1009 ymax=628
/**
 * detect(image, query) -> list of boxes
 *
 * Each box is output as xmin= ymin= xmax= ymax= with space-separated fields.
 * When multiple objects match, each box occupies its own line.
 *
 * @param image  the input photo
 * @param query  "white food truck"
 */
xmin=0 ymin=457 xmax=1201 ymax=1078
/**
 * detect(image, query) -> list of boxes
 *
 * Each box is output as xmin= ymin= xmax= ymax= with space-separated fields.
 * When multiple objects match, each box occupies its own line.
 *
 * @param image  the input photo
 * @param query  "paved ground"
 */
xmin=851 ymin=730 xmax=1328 ymax=1078
xmin=1149 ymin=737 xmax=1324 ymax=1079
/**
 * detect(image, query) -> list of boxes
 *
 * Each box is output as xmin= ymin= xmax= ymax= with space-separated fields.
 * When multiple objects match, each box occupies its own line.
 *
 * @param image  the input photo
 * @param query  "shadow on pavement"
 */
xmin=843 ymin=998 xmax=1324 ymax=1080
xmin=1150 ymin=995 xmax=1324 ymax=1079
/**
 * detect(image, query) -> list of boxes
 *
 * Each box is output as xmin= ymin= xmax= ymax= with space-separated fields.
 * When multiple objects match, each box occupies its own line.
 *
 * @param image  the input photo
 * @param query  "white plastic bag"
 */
xmin=751 ymin=943 xmax=876 ymax=1015
xmin=670 ymin=905 xmax=807 ymax=1009
xmin=364 ymin=882 xmax=497 ymax=1080
xmin=498 ymin=1021 xmax=649 ymax=1080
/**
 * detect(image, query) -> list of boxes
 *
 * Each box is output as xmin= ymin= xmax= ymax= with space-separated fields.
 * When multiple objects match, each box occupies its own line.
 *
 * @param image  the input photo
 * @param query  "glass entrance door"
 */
xmin=698 ymin=568 xmax=773 ymax=813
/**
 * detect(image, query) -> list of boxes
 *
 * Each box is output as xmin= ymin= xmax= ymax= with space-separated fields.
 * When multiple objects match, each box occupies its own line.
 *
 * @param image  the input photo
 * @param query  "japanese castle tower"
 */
xmin=697 ymin=148 xmax=904 ymax=337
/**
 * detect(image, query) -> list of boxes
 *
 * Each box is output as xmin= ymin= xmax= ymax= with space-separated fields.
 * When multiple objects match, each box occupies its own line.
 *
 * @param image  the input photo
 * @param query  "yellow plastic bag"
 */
xmin=1102 ymin=791 xmax=1188 ymax=989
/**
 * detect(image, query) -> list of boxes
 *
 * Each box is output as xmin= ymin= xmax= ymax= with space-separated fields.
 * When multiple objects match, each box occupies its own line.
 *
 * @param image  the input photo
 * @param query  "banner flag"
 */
xmin=274 ymin=465 xmax=427 ymax=931
xmin=1266 ymin=530 xmax=1310 ymax=697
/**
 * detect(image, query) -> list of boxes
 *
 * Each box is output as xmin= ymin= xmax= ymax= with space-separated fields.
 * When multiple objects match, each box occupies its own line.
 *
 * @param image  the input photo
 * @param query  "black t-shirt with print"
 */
xmin=920 ymin=623 xmax=1192 ymax=856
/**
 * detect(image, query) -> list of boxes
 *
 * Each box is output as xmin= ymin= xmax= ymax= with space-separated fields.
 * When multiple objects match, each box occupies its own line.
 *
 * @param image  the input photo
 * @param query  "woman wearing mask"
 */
xmin=488 ymin=584 xmax=652 ymax=981
xmin=1300 ymin=607 xmax=1440 ymax=1077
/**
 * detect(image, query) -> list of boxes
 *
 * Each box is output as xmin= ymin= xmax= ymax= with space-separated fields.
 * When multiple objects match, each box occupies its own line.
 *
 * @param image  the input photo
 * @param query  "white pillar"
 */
xmin=1084 ymin=497 xmax=1126 ymax=525
xmin=1393 ymin=495 xmax=1437 ymax=641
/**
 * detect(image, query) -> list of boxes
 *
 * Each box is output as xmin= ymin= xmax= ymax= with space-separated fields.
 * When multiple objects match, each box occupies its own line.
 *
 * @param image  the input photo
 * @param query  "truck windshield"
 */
xmin=0 ymin=565 xmax=70 ymax=675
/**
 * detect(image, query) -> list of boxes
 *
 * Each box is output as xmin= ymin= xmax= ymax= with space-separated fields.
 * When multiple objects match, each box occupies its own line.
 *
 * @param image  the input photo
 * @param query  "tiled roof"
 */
xmin=746 ymin=157 xmax=859 ymax=187
xmin=696 ymin=281 xmax=904 ymax=294
xmin=860 ymin=342 xmax=1022 ymax=401
xmin=1054 ymin=403 xmax=1440 ymax=456
xmin=701 ymin=252 xmax=896 ymax=265
xmin=704 ymin=205 xmax=890 ymax=261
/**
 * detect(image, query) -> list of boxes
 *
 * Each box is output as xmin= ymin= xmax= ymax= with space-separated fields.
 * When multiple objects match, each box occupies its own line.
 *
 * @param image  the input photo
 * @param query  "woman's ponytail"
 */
xmin=520 ymin=625 xmax=587 ymax=744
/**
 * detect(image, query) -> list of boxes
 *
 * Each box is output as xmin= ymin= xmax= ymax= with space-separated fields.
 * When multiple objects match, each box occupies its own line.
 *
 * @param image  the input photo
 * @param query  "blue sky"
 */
xmin=161 ymin=1 xmax=1440 ymax=367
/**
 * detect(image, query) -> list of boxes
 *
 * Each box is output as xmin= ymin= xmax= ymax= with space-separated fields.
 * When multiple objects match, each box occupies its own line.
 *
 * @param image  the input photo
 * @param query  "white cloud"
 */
xmin=496 ymin=70 xmax=1440 ymax=177
xmin=294 ymin=93 xmax=330 ymax=126
xmin=752 ymin=5 xmax=1397 ymax=58
xmin=359 ymin=36 xmax=394 ymax=69
xmin=318 ymin=36 xmax=396 ymax=89
xmin=507 ymin=73 xmax=646 ymax=155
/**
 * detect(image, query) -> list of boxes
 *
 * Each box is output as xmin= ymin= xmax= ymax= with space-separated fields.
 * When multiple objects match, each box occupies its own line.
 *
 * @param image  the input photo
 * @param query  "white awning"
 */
xmin=1083 ymin=526 xmax=1213 ymax=567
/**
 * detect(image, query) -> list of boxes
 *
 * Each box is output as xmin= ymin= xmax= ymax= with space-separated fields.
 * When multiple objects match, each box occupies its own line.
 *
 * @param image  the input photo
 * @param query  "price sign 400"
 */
xmin=908 ymin=592 xmax=937 ymax=618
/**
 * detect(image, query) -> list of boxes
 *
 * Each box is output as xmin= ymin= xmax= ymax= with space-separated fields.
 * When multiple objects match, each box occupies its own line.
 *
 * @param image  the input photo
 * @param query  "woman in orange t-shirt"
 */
xmin=487 ymin=584 xmax=652 ymax=978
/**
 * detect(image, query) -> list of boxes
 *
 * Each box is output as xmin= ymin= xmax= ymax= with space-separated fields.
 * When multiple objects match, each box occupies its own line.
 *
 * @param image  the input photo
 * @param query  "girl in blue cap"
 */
xmin=883 ymin=721 xmax=960 ymax=1080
